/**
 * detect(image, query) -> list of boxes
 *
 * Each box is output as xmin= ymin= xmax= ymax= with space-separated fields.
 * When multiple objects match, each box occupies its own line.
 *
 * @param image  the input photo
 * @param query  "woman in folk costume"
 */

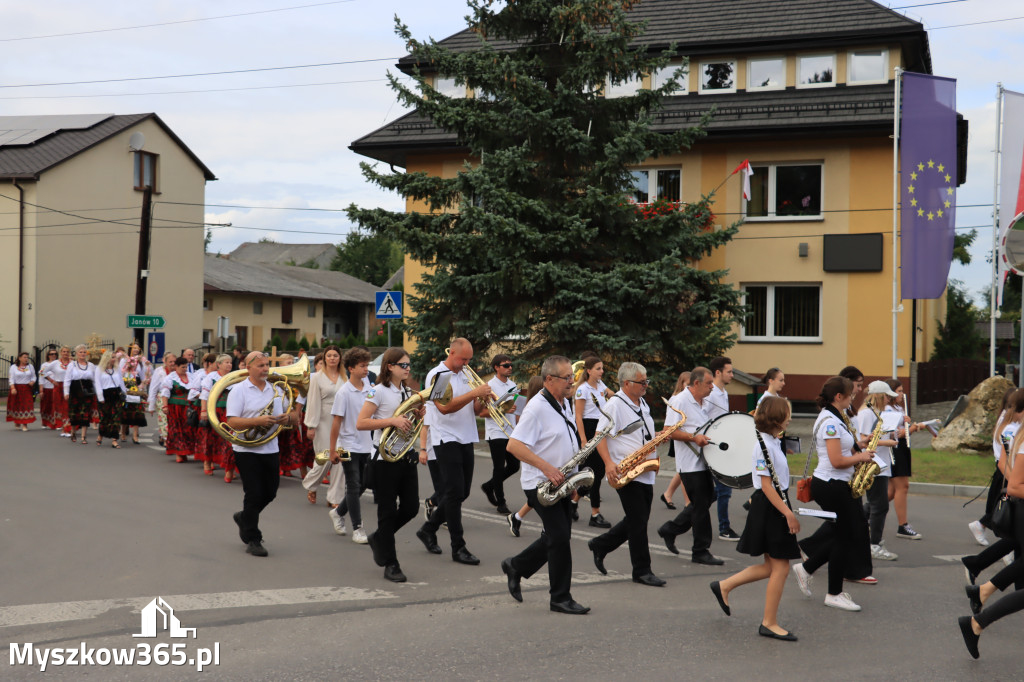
xmin=199 ymin=354 xmax=233 ymax=476
xmin=64 ymin=344 xmax=97 ymax=445
xmin=7 ymin=352 xmax=37 ymax=430
xmin=39 ymin=349 xmax=59 ymax=430
xmin=277 ymin=353 xmax=312 ymax=478
xmin=160 ymin=357 xmax=197 ymax=463
xmin=119 ymin=348 xmax=149 ymax=444
xmin=44 ymin=346 xmax=73 ymax=436
xmin=94 ymin=350 xmax=127 ymax=448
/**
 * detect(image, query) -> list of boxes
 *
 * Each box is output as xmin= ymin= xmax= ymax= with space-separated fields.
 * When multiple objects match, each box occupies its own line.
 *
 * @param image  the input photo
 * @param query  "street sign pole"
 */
xmin=374 ymin=291 xmax=403 ymax=348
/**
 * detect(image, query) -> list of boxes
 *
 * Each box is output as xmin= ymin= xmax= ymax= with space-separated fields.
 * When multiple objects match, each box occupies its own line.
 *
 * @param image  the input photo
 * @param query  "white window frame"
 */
xmin=699 ymin=60 xmax=737 ymax=94
xmin=741 ymin=283 xmax=823 ymax=343
xmin=434 ymin=76 xmax=465 ymax=98
xmin=650 ymin=63 xmax=688 ymax=95
xmin=847 ymin=49 xmax=889 ymax=85
xmin=743 ymin=162 xmax=825 ymax=222
xmin=627 ymin=167 xmax=682 ymax=205
xmin=797 ymin=54 xmax=836 ymax=88
xmin=605 ymin=74 xmax=642 ymax=98
xmin=747 ymin=56 xmax=786 ymax=92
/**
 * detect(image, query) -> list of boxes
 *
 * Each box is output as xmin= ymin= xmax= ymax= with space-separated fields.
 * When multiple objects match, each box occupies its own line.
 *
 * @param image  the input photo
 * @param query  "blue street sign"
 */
xmin=147 ymin=332 xmax=165 ymax=364
xmin=375 ymin=291 xmax=403 ymax=319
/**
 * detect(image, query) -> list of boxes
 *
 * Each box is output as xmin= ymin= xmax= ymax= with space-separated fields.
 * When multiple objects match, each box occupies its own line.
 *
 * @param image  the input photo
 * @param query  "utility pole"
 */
xmin=134 ymin=188 xmax=153 ymax=349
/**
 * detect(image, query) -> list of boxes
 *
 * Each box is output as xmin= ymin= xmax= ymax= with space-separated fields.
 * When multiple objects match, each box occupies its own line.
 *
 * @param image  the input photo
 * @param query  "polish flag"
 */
xmin=732 ymin=159 xmax=754 ymax=201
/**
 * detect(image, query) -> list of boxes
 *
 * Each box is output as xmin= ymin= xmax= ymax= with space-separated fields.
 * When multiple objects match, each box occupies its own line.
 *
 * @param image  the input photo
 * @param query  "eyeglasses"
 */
xmin=497 ymin=363 xmax=513 ymax=368
xmin=393 ymin=362 xmax=411 ymax=369
xmin=625 ymin=379 xmax=650 ymax=387
xmin=547 ymin=374 xmax=573 ymax=383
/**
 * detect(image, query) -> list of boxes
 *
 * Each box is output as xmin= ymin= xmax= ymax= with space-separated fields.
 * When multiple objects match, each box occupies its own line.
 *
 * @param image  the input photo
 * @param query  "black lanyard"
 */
xmin=541 ymin=389 xmax=581 ymax=449
xmin=613 ymin=394 xmax=652 ymax=441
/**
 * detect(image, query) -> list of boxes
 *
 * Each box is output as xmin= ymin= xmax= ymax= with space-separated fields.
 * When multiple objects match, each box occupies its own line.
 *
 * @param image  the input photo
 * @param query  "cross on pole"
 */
xmin=267 ymin=346 xmax=283 ymax=367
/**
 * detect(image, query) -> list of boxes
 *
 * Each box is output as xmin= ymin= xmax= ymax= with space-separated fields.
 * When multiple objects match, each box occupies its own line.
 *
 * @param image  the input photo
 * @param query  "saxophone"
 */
xmin=608 ymin=399 xmax=686 ymax=490
xmin=850 ymin=408 xmax=885 ymax=498
xmin=535 ymin=400 xmax=614 ymax=507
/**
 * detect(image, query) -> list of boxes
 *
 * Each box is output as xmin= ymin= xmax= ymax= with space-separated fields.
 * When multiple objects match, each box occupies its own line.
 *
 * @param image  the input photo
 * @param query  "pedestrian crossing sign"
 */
xmin=375 ymin=291 xmax=403 ymax=319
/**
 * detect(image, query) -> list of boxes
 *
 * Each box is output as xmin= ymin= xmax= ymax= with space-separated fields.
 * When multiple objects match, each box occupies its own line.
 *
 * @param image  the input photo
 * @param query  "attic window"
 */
xmin=849 ymin=50 xmax=888 ymax=84
xmin=434 ymin=76 xmax=464 ymax=98
xmin=699 ymin=61 xmax=736 ymax=94
xmin=748 ymin=58 xmax=785 ymax=91
xmin=134 ymin=151 xmax=158 ymax=191
xmin=797 ymin=55 xmax=835 ymax=88
xmin=651 ymin=63 xmax=688 ymax=95
xmin=605 ymin=74 xmax=642 ymax=98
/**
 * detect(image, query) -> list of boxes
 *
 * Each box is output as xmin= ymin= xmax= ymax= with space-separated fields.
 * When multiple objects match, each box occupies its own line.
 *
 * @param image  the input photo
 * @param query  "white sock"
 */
xmin=514 ymin=513 xmax=522 ymax=521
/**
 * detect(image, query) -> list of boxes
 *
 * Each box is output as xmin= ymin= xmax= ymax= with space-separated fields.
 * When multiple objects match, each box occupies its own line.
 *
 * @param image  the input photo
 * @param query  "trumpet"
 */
xmin=446 ymin=347 xmax=517 ymax=438
xmin=314 ymin=447 xmax=351 ymax=466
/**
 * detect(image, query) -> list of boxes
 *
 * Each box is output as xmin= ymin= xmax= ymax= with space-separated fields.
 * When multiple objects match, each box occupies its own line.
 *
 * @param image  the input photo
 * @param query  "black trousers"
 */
xmin=336 ymin=452 xmax=370 ymax=529
xmin=580 ymin=419 xmax=605 ymax=509
xmin=234 ymin=451 xmax=280 ymax=544
xmin=976 ymin=500 xmax=1024 ymax=628
xmin=424 ymin=441 xmax=475 ymax=550
xmin=863 ymin=474 xmax=890 ymax=545
xmin=658 ymin=470 xmax=715 ymax=554
xmin=426 ymin=459 xmax=441 ymax=506
xmin=590 ymin=481 xmax=653 ymax=578
xmin=372 ymin=457 xmax=419 ymax=566
xmin=509 ymin=488 xmax=574 ymax=603
xmin=964 ymin=539 xmax=1020 ymax=578
xmin=486 ymin=438 xmax=519 ymax=505
xmin=803 ymin=477 xmax=872 ymax=595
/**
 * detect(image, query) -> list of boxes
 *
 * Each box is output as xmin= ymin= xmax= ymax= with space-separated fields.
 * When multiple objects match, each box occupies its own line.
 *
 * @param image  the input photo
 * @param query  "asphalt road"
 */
xmin=0 ymin=421 xmax=1018 ymax=680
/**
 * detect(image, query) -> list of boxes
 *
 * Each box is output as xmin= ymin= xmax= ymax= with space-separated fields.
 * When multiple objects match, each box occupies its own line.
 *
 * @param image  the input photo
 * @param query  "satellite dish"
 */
xmin=1001 ymin=211 xmax=1024 ymax=275
xmin=128 ymin=132 xmax=145 ymax=151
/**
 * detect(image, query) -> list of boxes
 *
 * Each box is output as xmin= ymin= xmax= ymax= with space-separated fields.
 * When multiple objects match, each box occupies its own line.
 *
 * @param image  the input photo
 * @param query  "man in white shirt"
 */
xmin=481 ymin=354 xmax=519 ymax=515
xmin=502 ymin=355 xmax=590 ymax=615
xmin=588 ymin=362 xmax=666 ymax=587
xmin=416 ymin=339 xmax=493 ymax=565
xmin=226 ymin=351 xmax=296 ymax=557
xmin=147 ymin=352 xmax=176 ymax=446
xmin=656 ymin=367 xmax=724 ymax=565
xmin=706 ymin=356 xmax=739 ymax=542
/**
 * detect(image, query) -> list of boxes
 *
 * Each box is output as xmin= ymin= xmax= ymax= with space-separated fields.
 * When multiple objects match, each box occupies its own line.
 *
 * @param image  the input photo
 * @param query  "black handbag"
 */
xmin=186 ymin=404 xmax=200 ymax=428
xmin=988 ymin=492 xmax=1016 ymax=540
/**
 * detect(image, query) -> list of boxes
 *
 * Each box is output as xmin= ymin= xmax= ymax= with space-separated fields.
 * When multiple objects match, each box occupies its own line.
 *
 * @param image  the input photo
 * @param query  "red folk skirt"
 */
xmin=209 ymin=404 xmax=234 ymax=472
xmin=6 ymin=387 xmax=36 ymax=425
xmin=40 ymin=387 xmax=55 ymax=428
xmin=50 ymin=382 xmax=70 ymax=432
xmin=165 ymin=401 xmax=196 ymax=459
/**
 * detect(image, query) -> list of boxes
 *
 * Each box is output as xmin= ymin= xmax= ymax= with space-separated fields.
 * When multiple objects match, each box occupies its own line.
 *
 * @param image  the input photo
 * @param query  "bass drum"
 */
xmin=699 ymin=412 xmax=757 ymax=489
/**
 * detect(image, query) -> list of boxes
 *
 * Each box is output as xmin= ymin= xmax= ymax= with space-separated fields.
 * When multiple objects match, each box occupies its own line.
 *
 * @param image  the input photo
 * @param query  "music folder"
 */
xmin=429 ymin=373 xmax=452 ymax=401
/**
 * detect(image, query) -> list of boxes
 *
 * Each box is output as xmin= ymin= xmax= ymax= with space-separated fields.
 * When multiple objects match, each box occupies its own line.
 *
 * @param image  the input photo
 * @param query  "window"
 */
xmin=745 ymin=163 xmax=823 ymax=220
xmin=742 ymin=284 xmax=822 ymax=342
xmin=650 ymin=63 xmax=688 ymax=95
xmin=848 ymin=49 xmax=888 ymax=84
xmin=133 ymin=151 xmax=157 ymax=191
xmin=281 ymin=298 xmax=293 ymax=324
xmin=797 ymin=55 xmax=834 ymax=88
xmin=253 ymin=301 xmax=263 ymax=315
xmin=748 ymin=57 xmax=785 ymax=91
xmin=235 ymin=326 xmax=248 ymax=348
xmin=307 ymin=304 xmax=317 ymax=318
xmin=605 ymin=74 xmax=642 ymax=98
xmin=700 ymin=60 xmax=736 ymax=94
xmin=202 ymin=329 xmax=213 ymax=345
xmin=202 ymin=298 xmax=212 ymax=311
xmin=434 ymin=76 xmax=464 ymax=98
xmin=628 ymin=168 xmax=681 ymax=204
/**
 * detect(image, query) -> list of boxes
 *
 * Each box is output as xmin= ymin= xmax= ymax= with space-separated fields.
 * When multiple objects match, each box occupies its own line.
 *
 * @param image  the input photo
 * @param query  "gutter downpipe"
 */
xmin=14 ymin=181 xmax=25 ymax=352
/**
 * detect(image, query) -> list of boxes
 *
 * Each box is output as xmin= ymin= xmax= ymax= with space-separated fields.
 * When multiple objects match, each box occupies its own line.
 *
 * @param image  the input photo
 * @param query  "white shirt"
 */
xmin=363 ymin=382 xmax=408 ymax=449
xmin=9 ymin=364 xmax=35 ymax=385
xmin=200 ymin=371 xmax=224 ymax=402
xmin=598 ymin=391 xmax=657 ymax=485
xmin=95 ymin=367 xmax=126 ymax=402
xmin=812 ymin=409 xmax=857 ymax=482
xmin=159 ymin=373 xmax=191 ymax=398
xmin=573 ymin=380 xmax=609 ymax=420
xmin=706 ymin=384 xmax=730 ymax=420
xmin=63 ymin=362 xmax=96 ymax=397
xmin=513 ymin=391 xmax=579 ymax=490
xmin=668 ymin=387 xmax=711 ymax=474
xmin=225 ymin=377 xmax=286 ymax=454
xmin=43 ymin=360 xmax=69 ymax=385
xmin=39 ymin=361 xmax=55 ymax=389
xmin=855 ymin=406 xmax=893 ymax=476
xmin=484 ymin=376 xmax=518 ymax=440
xmin=187 ymin=368 xmax=208 ymax=401
xmin=756 ymin=390 xmax=779 ymax=408
xmin=425 ymin=361 xmax=479 ymax=446
xmin=995 ymin=416 xmax=1020 ymax=464
xmin=147 ymin=366 xmax=169 ymax=411
xmin=332 ymin=378 xmax=373 ymax=453
xmin=753 ymin=431 xmax=790 ymax=491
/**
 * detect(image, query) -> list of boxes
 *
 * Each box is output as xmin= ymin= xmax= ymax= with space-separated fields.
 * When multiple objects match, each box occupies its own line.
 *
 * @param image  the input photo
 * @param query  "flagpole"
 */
xmin=991 ymin=83 xmax=1004 ymax=377
xmin=892 ymin=67 xmax=902 ymax=380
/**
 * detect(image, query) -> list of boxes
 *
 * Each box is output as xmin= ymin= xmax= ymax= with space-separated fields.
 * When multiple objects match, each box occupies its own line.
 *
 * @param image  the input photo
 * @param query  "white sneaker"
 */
xmin=352 ymin=527 xmax=368 ymax=544
xmin=792 ymin=563 xmax=813 ymax=598
xmin=329 ymin=507 xmax=347 ymax=536
xmin=1003 ymin=554 xmax=1014 ymax=567
xmin=824 ymin=592 xmax=861 ymax=612
xmin=968 ymin=520 xmax=989 ymax=547
xmin=871 ymin=542 xmax=898 ymax=561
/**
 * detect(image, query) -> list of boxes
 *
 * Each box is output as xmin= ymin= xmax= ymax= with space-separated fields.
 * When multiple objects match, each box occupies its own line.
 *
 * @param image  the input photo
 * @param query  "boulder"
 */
xmin=931 ymin=375 xmax=1015 ymax=452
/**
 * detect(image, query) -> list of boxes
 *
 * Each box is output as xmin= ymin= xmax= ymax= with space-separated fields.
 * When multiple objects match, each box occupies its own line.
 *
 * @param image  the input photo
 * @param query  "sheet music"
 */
xmin=429 ymin=373 xmax=452 ymax=401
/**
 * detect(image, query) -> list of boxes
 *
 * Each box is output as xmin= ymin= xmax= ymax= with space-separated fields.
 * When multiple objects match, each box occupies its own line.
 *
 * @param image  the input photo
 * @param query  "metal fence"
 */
xmin=916 ymin=358 xmax=1003 ymax=404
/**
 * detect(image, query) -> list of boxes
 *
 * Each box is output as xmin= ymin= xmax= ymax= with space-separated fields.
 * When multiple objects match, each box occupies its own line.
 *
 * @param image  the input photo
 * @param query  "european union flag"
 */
xmin=900 ymin=72 xmax=957 ymax=300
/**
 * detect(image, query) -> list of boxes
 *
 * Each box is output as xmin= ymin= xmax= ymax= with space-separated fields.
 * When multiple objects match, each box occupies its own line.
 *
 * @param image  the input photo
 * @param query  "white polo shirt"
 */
xmin=857 ymin=406 xmax=893 ymax=476
xmin=513 ymin=391 xmax=579 ymax=490
xmin=332 ymin=377 xmax=373 ymax=453
xmin=225 ymin=377 xmax=286 ymax=454
xmin=574 ymin=380 xmax=608 ymax=420
xmin=363 ymin=382 xmax=409 ymax=449
xmin=706 ymin=384 xmax=730 ymax=421
xmin=668 ymin=387 xmax=711 ymax=474
xmin=812 ymin=409 xmax=857 ymax=482
xmin=484 ymin=376 xmax=518 ymax=441
xmin=598 ymin=391 xmax=657 ymax=485
xmin=425 ymin=361 xmax=479 ymax=447
xmin=753 ymin=432 xmax=790 ymax=491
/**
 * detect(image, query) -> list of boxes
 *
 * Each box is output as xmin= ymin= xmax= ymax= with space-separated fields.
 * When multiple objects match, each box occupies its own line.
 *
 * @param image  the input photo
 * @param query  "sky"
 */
xmin=1 ymin=0 xmax=1021 ymax=304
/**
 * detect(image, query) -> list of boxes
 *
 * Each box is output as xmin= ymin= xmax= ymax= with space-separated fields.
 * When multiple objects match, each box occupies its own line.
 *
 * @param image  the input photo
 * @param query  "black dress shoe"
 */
xmin=501 ymin=558 xmax=522 ymax=602
xmin=232 ymin=511 xmax=245 ymax=543
xmin=481 ymin=482 xmax=498 ymax=507
xmin=633 ymin=573 xmax=666 ymax=587
xmin=961 ymin=556 xmax=978 ymax=585
xmin=692 ymin=552 xmax=724 ymax=566
xmin=384 ymin=563 xmax=407 ymax=583
xmin=453 ymin=547 xmax=480 ymax=565
xmin=550 ymin=599 xmax=590 ymax=615
xmin=659 ymin=493 xmax=677 ymax=510
xmin=657 ymin=527 xmax=679 ymax=555
xmin=367 ymin=531 xmax=385 ymax=567
xmin=589 ymin=513 xmax=611 ymax=528
xmin=742 ymin=499 xmax=751 ymax=512
xmin=587 ymin=539 xmax=607 ymax=575
xmin=416 ymin=527 xmax=442 ymax=554
xmin=496 ymin=503 xmax=512 ymax=515
xmin=958 ymin=615 xmax=980 ymax=659
xmin=758 ymin=624 xmax=797 ymax=642
xmin=245 ymin=540 xmax=268 ymax=557
xmin=710 ymin=581 xmax=730 ymax=615
xmin=965 ymin=584 xmax=983 ymax=615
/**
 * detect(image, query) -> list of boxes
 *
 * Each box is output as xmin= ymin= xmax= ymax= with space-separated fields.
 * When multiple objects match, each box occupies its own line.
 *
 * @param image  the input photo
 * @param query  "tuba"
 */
xmin=608 ymin=399 xmax=686 ymax=490
xmin=378 ymin=375 xmax=453 ymax=463
xmin=850 ymin=408 xmax=885 ymax=498
xmin=206 ymin=355 xmax=310 ymax=448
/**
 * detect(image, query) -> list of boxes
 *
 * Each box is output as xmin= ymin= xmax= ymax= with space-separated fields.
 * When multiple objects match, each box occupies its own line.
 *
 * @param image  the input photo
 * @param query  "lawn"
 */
xmin=786 ymin=449 xmax=996 ymax=487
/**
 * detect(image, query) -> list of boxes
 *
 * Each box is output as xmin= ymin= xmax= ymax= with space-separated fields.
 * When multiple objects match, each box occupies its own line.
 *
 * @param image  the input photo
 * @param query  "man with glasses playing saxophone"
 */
xmin=501 ymin=355 xmax=590 ymax=614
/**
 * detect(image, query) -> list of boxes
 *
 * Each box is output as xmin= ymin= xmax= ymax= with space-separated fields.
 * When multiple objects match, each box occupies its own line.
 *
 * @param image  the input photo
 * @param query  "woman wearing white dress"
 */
xmin=302 ymin=346 xmax=346 ymax=505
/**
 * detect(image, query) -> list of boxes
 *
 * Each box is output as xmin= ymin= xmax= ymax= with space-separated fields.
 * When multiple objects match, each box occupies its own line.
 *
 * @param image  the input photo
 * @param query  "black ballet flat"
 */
xmin=958 ymin=616 xmax=980 ymax=659
xmin=659 ymin=494 xmax=677 ymax=510
xmin=758 ymin=624 xmax=797 ymax=642
xmin=965 ymin=584 xmax=983 ymax=615
xmin=710 ymin=581 xmax=730 ymax=616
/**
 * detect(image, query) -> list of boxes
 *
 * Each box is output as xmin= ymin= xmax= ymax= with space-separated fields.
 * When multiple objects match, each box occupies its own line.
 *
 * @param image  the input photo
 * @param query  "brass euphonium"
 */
xmin=378 ymin=375 xmax=453 ymax=463
xmin=206 ymin=355 xmax=310 ymax=448
xmin=850 ymin=407 xmax=885 ymax=499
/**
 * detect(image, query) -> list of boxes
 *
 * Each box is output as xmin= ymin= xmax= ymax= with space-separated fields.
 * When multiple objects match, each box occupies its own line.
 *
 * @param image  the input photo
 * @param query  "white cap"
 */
xmin=866 ymin=380 xmax=898 ymax=397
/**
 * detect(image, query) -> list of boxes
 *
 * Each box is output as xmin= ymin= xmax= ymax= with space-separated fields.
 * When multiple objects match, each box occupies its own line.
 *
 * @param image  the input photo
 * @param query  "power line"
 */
xmin=891 ymin=0 xmax=968 ymax=8
xmin=0 ymin=77 xmax=393 ymax=100
xmin=0 ymin=1 xmax=356 ymax=43
xmin=931 ymin=15 xmax=1024 ymax=29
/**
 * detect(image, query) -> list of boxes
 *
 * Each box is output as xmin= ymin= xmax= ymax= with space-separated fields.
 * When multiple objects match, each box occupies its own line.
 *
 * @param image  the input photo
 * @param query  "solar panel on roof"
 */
xmin=0 ymin=113 xmax=113 ymax=148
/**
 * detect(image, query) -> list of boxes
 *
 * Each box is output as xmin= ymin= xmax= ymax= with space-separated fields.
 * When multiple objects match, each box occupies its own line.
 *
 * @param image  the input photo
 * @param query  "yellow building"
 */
xmin=0 ymin=113 xmax=215 ymax=356
xmin=350 ymin=0 xmax=960 ymax=404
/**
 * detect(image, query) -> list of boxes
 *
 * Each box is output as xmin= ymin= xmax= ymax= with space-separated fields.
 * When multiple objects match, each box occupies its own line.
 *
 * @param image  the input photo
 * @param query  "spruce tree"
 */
xmin=348 ymin=0 xmax=742 ymax=392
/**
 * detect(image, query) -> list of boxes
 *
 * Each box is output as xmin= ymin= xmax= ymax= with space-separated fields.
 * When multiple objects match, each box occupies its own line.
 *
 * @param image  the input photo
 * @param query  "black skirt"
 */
xmin=891 ymin=437 xmax=912 ymax=477
xmin=736 ymin=488 xmax=801 ymax=560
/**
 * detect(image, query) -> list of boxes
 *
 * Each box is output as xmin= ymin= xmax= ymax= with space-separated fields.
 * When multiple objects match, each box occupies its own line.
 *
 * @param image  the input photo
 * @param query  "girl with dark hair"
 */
xmin=160 ymin=357 xmax=196 ymax=462
xmin=7 ymin=352 xmax=37 ymax=431
xmin=572 ymin=356 xmax=614 ymax=528
xmin=660 ymin=371 xmax=692 ymax=510
xmin=756 ymin=368 xmax=786 ymax=408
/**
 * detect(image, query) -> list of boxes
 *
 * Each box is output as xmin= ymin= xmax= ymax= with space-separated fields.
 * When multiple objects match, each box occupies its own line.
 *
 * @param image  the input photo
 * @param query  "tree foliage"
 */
xmin=330 ymin=229 xmax=403 ymax=286
xmin=347 ymin=0 xmax=743 ymax=392
xmin=932 ymin=280 xmax=985 ymax=361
